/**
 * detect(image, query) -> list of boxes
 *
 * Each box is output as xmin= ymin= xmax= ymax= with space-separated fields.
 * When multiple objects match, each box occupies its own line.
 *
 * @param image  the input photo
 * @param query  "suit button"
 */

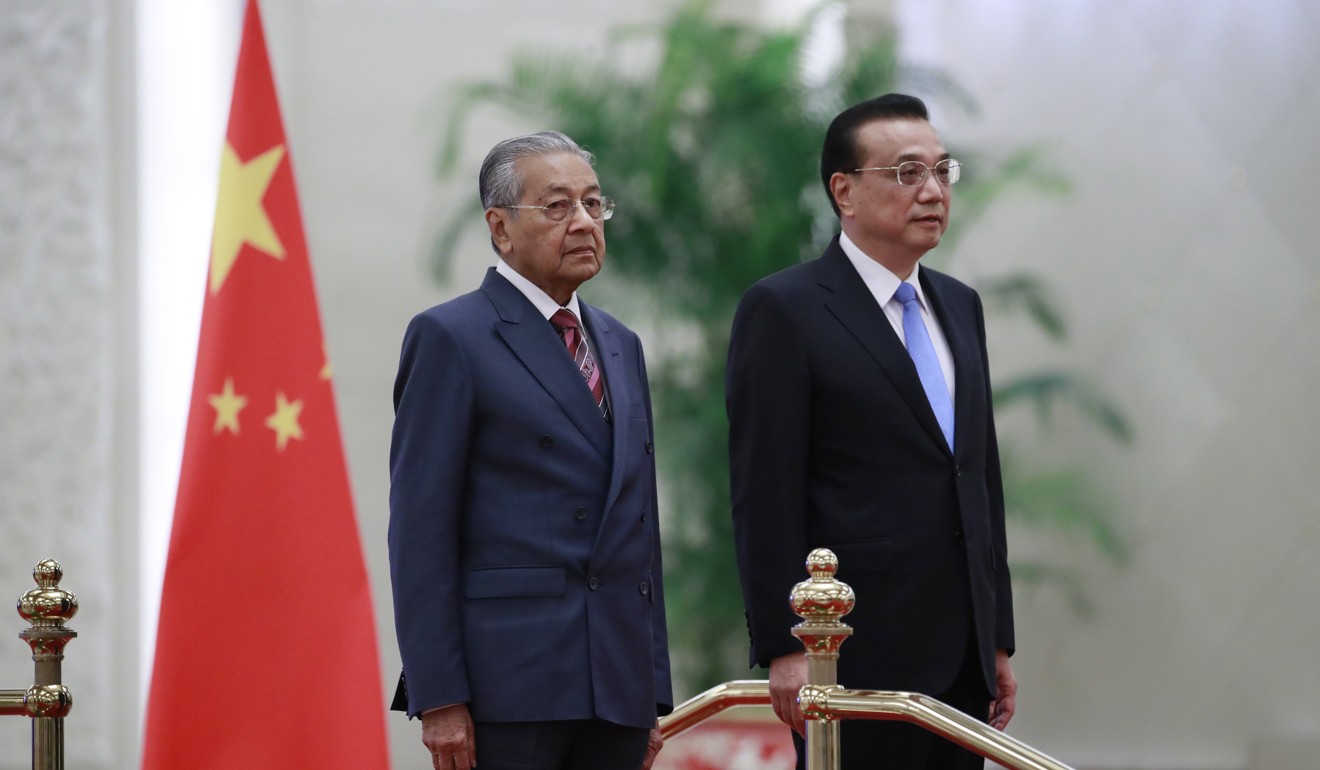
xmin=588 ymin=577 xmax=599 ymax=590
xmin=539 ymin=435 xmax=553 ymax=448
xmin=575 ymin=507 xmax=587 ymax=521
xmin=645 ymin=441 xmax=654 ymax=454
xmin=954 ymin=464 xmax=962 ymax=477
xmin=953 ymin=531 xmax=965 ymax=545
xmin=639 ymin=581 xmax=649 ymax=595
xmin=640 ymin=508 xmax=648 ymax=523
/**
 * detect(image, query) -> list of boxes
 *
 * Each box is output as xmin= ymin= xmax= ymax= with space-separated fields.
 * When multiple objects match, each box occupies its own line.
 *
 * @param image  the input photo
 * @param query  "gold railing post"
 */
xmin=789 ymin=548 xmax=854 ymax=770
xmin=16 ymin=559 xmax=77 ymax=770
xmin=660 ymin=545 xmax=1073 ymax=769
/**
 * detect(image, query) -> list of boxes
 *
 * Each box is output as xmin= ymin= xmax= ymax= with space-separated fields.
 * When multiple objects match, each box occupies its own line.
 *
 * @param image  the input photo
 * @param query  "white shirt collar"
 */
xmin=495 ymin=259 xmax=585 ymax=322
xmin=838 ymin=231 xmax=929 ymax=310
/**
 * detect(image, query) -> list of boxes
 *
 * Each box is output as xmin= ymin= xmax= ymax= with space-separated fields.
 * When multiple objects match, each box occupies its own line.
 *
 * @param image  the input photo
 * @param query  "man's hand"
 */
xmin=421 ymin=703 xmax=477 ymax=770
xmin=989 ymin=649 xmax=1017 ymax=731
xmin=768 ymin=651 xmax=809 ymax=737
xmin=641 ymin=724 xmax=663 ymax=770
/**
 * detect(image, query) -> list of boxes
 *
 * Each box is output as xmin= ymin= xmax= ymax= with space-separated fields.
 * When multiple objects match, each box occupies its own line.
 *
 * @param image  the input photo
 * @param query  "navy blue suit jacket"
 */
xmin=726 ymin=237 xmax=1014 ymax=698
xmin=388 ymin=268 xmax=672 ymax=729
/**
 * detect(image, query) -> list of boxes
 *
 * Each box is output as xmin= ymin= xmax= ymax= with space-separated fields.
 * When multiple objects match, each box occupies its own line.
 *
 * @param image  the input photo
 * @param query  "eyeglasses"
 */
xmin=502 ymin=197 xmax=616 ymax=222
xmin=851 ymin=159 xmax=962 ymax=186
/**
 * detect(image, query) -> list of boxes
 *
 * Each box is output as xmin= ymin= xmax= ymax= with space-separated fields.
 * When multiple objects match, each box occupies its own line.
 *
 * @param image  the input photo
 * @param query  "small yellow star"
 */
xmin=210 ymin=142 xmax=287 ymax=295
xmin=208 ymin=378 xmax=248 ymax=435
xmin=320 ymin=351 xmax=333 ymax=381
xmin=265 ymin=392 xmax=305 ymax=451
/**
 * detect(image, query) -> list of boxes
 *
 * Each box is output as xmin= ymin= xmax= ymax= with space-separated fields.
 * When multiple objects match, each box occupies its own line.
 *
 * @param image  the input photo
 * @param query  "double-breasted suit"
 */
xmin=727 ymin=237 xmax=1013 ymax=699
xmin=388 ymin=267 xmax=672 ymax=729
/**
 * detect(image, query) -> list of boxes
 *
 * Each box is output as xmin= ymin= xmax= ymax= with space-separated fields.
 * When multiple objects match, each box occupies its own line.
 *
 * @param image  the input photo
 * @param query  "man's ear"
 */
xmin=829 ymin=172 xmax=854 ymax=218
xmin=485 ymin=208 xmax=513 ymax=255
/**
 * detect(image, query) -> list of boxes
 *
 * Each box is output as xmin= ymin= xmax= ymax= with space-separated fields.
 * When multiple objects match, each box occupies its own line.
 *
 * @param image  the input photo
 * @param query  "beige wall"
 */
xmin=0 ymin=1 xmax=139 ymax=768
xmin=892 ymin=1 xmax=1320 ymax=768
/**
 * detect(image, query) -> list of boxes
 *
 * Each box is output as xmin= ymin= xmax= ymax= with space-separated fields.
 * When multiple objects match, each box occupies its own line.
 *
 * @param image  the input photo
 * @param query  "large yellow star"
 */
xmin=265 ymin=392 xmax=305 ymax=451
xmin=210 ymin=143 xmax=287 ymax=295
xmin=208 ymin=378 xmax=248 ymax=435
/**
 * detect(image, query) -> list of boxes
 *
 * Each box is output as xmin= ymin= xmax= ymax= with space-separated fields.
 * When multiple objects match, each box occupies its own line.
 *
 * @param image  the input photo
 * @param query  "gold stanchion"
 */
xmin=659 ymin=549 xmax=1074 ymax=769
xmin=12 ymin=559 xmax=77 ymax=770
xmin=789 ymin=548 xmax=854 ymax=770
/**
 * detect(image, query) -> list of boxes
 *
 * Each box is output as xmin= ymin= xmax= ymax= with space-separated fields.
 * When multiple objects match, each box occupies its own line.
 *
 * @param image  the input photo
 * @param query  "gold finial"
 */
xmin=17 ymin=559 xmax=78 ymax=665
xmin=18 ymin=559 xmax=78 ymax=629
xmin=790 ymin=548 xmax=855 ymax=629
xmin=805 ymin=548 xmax=837 ymax=578
xmin=32 ymin=559 xmax=63 ymax=589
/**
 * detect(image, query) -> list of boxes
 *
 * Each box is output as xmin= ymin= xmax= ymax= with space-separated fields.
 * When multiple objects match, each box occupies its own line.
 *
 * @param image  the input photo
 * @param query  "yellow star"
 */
xmin=210 ymin=143 xmax=287 ymax=295
xmin=320 ymin=349 xmax=333 ymax=381
xmin=265 ymin=392 xmax=305 ymax=451
xmin=208 ymin=378 xmax=248 ymax=435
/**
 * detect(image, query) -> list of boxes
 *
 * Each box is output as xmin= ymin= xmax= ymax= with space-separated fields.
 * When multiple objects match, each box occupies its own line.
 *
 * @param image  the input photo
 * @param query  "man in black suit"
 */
xmin=726 ymin=94 xmax=1016 ymax=769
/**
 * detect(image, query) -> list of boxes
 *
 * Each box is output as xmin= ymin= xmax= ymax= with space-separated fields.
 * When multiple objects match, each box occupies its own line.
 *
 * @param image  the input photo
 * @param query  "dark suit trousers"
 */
xmin=473 ymin=718 xmax=650 ymax=770
xmin=792 ymin=641 xmax=991 ymax=770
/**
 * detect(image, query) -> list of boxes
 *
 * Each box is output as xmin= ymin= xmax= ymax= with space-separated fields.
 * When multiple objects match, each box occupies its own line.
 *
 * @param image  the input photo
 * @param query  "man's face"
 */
xmin=486 ymin=152 xmax=606 ymax=305
xmin=832 ymin=118 xmax=952 ymax=262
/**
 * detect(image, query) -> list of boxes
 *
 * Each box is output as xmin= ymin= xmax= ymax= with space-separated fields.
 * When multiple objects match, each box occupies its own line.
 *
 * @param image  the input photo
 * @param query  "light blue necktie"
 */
xmin=895 ymin=281 xmax=954 ymax=450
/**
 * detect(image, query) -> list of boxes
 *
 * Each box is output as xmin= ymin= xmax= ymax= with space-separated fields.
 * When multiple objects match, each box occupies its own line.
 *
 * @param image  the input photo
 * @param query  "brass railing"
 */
xmin=658 ymin=549 xmax=1074 ymax=770
xmin=658 ymin=680 xmax=769 ymax=739
xmin=0 ymin=560 xmax=76 ymax=770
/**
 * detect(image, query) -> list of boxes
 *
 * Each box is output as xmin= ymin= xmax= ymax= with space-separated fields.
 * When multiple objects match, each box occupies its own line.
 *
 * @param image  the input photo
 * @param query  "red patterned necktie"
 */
xmin=551 ymin=309 xmax=610 ymax=421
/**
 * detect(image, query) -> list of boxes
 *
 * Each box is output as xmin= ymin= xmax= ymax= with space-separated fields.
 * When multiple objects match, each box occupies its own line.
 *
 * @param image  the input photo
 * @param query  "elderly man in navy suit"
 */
xmin=727 ymin=94 xmax=1017 ymax=769
xmin=389 ymin=132 xmax=671 ymax=770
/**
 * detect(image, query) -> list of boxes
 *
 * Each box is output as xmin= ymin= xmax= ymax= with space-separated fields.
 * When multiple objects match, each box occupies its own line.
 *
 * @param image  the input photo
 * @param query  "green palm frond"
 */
xmin=1009 ymin=562 xmax=1096 ymax=616
xmin=1000 ymin=458 xmax=1129 ymax=564
xmin=979 ymin=272 xmax=1067 ymax=339
xmin=996 ymin=370 xmax=1133 ymax=444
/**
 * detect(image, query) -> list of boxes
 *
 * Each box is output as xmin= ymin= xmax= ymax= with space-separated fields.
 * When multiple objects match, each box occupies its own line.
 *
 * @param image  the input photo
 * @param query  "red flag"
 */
xmin=142 ymin=1 xmax=389 ymax=766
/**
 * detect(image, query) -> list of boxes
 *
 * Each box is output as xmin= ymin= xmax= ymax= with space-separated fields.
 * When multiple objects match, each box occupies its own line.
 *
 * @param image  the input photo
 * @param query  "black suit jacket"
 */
xmin=726 ymin=236 xmax=1013 ymax=697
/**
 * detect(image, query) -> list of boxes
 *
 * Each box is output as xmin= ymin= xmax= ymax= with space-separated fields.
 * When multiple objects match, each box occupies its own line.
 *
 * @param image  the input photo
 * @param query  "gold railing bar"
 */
xmin=801 ymin=686 xmax=1075 ymax=770
xmin=0 ymin=690 xmax=25 ymax=716
xmin=661 ymin=550 xmax=1076 ymax=770
xmin=657 ymin=680 xmax=769 ymax=740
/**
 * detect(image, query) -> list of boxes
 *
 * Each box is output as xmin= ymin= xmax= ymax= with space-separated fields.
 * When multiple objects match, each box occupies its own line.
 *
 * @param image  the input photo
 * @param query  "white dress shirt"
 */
xmin=838 ymin=232 xmax=955 ymax=401
xmin=494 ymin=259 xmax=609 ymax=413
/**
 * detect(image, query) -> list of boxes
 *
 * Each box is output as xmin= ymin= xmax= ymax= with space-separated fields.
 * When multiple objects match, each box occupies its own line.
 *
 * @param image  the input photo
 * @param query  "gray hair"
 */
xmin=479 ymin=131 xmax=595 ymax=210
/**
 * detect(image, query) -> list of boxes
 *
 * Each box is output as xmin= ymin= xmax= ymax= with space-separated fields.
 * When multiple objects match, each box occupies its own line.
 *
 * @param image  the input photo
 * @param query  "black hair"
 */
xmin=819 ymin=93 xmax=930 ymax=216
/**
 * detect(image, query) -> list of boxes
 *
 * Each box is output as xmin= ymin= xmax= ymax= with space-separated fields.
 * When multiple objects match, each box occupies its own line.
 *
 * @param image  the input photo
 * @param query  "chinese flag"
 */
xmin=141 ymin=1 xmax=389 ymax=767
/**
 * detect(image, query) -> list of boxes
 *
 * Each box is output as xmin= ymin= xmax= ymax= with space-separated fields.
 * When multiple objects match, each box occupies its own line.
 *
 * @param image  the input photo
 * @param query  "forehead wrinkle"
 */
xmin=534 ymin=179 xmax=602 ymax=199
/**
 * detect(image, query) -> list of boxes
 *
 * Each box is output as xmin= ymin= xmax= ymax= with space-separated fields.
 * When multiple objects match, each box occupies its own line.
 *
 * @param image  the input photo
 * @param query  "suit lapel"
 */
xmin=581 ymin=303 xmax=631 ymax=518
xmin=481 ymin=270 xmax=611 ymax=458
xmin=817 ymin=242 xmax=952 ymax=456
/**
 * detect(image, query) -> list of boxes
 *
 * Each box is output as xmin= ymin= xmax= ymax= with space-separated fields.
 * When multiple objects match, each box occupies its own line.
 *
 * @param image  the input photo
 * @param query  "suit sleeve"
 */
xmin=726 ymin=282 xmax=813 ymax=668
xmin=388 ymin=312 xmax=476 ymax=717
xmin=974 ymin=290 xmax=1015 ymax=654
xmin=636 ymin=334 xmax=674 ymax=715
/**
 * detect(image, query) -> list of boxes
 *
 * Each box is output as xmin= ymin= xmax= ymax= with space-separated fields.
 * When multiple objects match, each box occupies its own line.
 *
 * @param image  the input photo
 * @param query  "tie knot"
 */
xmin=894 ymin=281 xmax=918 ymax=306
xmin=551 ymin=308 xmax=579 ymax=331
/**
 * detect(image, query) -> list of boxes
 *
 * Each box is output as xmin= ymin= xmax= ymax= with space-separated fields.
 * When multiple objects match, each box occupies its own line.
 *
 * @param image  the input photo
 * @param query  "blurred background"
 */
xmin=2 ymin=0 xmax=1318 ymax=768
